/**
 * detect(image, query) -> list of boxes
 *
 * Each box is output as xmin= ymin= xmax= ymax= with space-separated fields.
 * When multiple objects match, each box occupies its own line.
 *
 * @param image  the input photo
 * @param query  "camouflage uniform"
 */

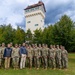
xmin=55 ymin=46 xmax=62 ymax=69
xmin=31 ymin=44 xmax=35 ymax=67
xmin=12 ymin=47 xmax=20 ymax=69
xmin=10 ymin=42 xmax=14 ymax=50
xmin=34 ymin=45 xmax=40 ymax=69
xmin=1 ymin=45 xmax=6 ymax=67
xmin=61 ymin=47 xmax=68 ymax=69
xmin=41 ymin=45 xmax=48 ymax=69
xmin=49 ymin=48 xmax=56 ymax=69
xmin=45 ymin=45 xmax=49 ymax=67
xmin=38 ymin=44 xmax=42 ymax=67
xmin=1 ymin=47 xmax=6 ymax=58
xmin=27 ymin=45 xmax=33 ymax=68
xmin=0 ymin=47 xmax=2 ymax=67
xmin=19 ymin=44 xmax=21 ymax=48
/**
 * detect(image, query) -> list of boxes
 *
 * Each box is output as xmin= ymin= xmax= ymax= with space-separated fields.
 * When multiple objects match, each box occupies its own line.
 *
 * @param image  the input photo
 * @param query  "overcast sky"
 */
xmin=0 ymin=0 xmax=75 ymax=29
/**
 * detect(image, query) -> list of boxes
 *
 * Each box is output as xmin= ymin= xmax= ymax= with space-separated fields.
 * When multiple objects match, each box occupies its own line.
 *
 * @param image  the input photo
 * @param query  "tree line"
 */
xmin=0 ymin=15 xmax=75 ymax=52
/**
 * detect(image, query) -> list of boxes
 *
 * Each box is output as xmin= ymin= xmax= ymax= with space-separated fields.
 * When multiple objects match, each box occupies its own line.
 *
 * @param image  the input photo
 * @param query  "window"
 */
xmin=25 ymin=9 xmax=29 ymax=12
xmin=35 ymin=7 xmax=39 ymax=10
xmin=35 ymin=24 xmax=38 ymax=26
xmin=31 ymin=8 xmax=34 ymax=11
xmin=25 ymin=10 xmax=27 ymax=12
xmin=27 ymin=21 xmax=31 ymax=23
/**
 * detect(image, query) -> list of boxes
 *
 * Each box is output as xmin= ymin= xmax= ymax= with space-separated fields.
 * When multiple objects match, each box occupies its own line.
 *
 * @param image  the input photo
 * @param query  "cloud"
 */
xmin=0 ymin=0 xmax=75 ymax=29
xmin=45 ymin=0 xmax=75 ymax=24
xmin=0 ymin=0 xmax=30 ymax=29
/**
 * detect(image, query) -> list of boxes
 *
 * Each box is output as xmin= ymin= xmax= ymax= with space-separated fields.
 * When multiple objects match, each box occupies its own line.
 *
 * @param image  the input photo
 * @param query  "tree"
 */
xmin=42 ymin=25 xmax=54 ymax=46
xmin=0 ymin=15 xmax=75 ymax=52
xmin=52 ymin=15 xmax=74 ymax=51
xmin=13 ymin=26 xmax=25 ymax=44
xmin=2 ymin=24 xmax=13 ymax=44
xmin=33 ymin=28 xmax=43 ymax=44
xmin=25 ymin=29 xmax=32 ymax=44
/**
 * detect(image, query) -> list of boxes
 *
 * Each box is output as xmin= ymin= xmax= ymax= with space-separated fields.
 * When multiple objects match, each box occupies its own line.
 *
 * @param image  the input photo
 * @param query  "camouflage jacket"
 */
xmin=27 ymin=48 xmax=33 ymax=57
xmin=42 ymin=47 xmax=48 ymax=57
xmin=12 ymin=47 xmax=20 ymax=58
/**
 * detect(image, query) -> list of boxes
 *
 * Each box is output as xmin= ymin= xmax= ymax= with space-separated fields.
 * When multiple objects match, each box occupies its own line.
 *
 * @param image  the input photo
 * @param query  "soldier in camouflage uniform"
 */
xmin=33 ymin=44 xmax=40 ymax=69
xmin=27 ymin=45 xmax=33 ymax=69
xmin=1 ymin=43 xmax=6 ymax=67
xmin=10 ymin=42 xmax=14 ymax=67
xmin=19 ymin=44 xmax=21 ymax=48
xmin=26 ymin=44 xmax=29 ymax=49
xmin=61 ymin=46 xmax=68 ymax=69
xmin=1 ymin=43 xmax=6 ymax=58
xmin=12 ymin=44 xmax=20 ymax=70
xmin=38 ymin=44 xmax=42 ymax=67
xmin=56 ymin=45 xmax=62 ymax=69
xmin=49 ymin=45 xmax=56 ymax=69
xmin=38 ymin=44 xmax=42 ymax=56
xmin=10 ymin=42 xmax=14 ymax=50
xmin=45 ymin=44 xmax=49 ymax=67
xmin=31 ymin=44 xmax=35 ymax=67
xmin=41 ymin=44 xmax=48 ymax=69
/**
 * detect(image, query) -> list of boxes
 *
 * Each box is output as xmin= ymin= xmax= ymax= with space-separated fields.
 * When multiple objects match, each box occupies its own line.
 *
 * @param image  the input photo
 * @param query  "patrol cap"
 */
xmin=15 ymin=44 xmax=18 ymax=46
xmin=35 ymin=44 xmax=37 ymax=46
xmin=2 ymin=43 xmax=5 ymax=45
xmin=39 ymin=44 xmax=41 ymax=46
xmin=10 ymin=42 xmax=13 ymax=44
xmin=42 ymin=44 xmax=45 ymax=46
xmin=45 ymin=44 xmax=48 ymax=46
xmin=19 ymin=44 xmax=21 ymax=46
xmin=57 ymin=45 xmax=59 ymax=47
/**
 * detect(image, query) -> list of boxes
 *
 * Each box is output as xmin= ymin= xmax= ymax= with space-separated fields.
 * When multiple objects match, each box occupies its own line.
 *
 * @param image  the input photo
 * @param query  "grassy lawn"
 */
xmin=0 ymin=53 xmax=75 ymax=75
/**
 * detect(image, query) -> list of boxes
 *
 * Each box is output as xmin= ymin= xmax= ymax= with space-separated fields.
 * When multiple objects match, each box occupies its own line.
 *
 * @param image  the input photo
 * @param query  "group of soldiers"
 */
xmin=0 ymin=43 xmax=68 ymax=70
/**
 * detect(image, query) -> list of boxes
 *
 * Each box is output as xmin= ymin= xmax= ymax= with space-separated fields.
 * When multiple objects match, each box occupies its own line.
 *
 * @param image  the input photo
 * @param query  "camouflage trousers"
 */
xmin=61 ymin=57 xmax=68 ymax=69
xmin=42 ymin=56 xmax=47 ymax=69
xmin=55 ymin=57 xmax=61 ymax=69
xmin=49 ymin=57 xmax=56 ymax=69
xmin=34 ymin=56 xmax=40 ymax=68
xmin=12 ymin=57 xmax=19 ymax=68
xmin=26 ymin=56 xmax=32 ymax=68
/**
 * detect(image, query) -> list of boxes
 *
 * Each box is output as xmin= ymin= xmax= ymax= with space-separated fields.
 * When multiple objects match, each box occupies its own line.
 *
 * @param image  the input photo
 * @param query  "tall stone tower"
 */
xmin=24 ymin=1 xmax=46 ymax=34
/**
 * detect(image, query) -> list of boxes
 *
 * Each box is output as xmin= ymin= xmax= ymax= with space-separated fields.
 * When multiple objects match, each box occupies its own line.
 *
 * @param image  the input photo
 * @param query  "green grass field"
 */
xmin=0 ymin=53 xmax=75 ymax=75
